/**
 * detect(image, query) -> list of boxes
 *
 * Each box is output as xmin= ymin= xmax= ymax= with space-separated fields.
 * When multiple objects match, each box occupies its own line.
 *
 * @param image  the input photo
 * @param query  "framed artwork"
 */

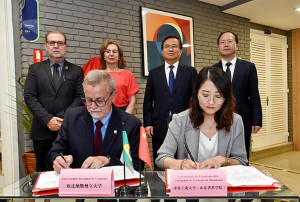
xmin=141 ymin=7 xmax=194 ymax=76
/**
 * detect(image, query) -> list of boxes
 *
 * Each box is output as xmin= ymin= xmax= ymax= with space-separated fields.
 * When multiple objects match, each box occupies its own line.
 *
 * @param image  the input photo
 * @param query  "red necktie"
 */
xmin=94 ymin=121 xmax=103 ymax=156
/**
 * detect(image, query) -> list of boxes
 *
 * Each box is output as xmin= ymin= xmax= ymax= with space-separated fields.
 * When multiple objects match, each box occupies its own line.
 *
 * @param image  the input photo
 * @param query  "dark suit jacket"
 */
xmin=143 ymin=62 xmax=197 ymax=139
xmin=24 ymin=59 xmax=84 ymax=140
xmin=214 ymin=58 xmax=262 ymax=134
xmin=46 ymin=106 xmax=142 ymax=170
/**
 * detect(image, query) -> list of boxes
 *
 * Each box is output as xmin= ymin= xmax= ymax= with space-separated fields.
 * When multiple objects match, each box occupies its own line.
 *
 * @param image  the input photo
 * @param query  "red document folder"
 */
xmin=33 ymin=171 xmax=59 ymax=192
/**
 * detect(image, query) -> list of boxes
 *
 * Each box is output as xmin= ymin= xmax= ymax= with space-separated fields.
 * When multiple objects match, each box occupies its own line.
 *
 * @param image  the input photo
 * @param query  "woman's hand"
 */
xmin=197 ymin=156 xmax=226 ymax=169
xmin=181 ymin=159 xmax=198 ymax=170
xmin=164 ymin=157 xmax=198 ymax=170
xmin=125 ymin=94 xmax=136 ymax=114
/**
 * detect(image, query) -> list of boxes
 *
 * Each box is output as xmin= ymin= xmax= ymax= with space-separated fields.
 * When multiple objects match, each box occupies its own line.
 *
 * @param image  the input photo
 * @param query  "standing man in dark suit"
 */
xmin=214 ymin=31 xmax=262 ymax=160
xmin=47 ymin=70 xmax=141 ymax=173
xmin=143 ymin=36 xmax=197 ymax=167
xmin=24 ymin=30 xmax=84 ymax=172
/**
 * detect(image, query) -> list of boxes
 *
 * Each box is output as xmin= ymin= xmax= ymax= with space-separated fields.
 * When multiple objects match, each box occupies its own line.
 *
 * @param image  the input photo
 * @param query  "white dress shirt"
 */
xmin=164 ymin=61 xmax=179 ymax=85
xmin=221 ymin=57 xmax=237 ymax=81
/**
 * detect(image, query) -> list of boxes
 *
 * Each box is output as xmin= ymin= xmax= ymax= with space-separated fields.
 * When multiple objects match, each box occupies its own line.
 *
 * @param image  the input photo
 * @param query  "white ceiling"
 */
xmin=198 ymin=0 xmax=300 ymax=31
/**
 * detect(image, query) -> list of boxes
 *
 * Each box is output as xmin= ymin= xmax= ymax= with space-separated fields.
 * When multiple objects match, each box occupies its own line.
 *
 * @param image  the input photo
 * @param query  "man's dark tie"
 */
xmin=225 ymin=62 xmax=232 ymax=80
xmin=94 ymin=121 xmax=103 ymax=156
xmin=53 ymin=63 xmax=61 ymax=90
xmin=169 ymin=65 xmax=174 ymax=93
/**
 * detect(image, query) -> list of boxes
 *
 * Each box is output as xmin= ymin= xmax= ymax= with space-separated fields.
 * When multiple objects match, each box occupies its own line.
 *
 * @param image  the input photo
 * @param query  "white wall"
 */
xmin=0 ymin=0 xmax=20 ymax=188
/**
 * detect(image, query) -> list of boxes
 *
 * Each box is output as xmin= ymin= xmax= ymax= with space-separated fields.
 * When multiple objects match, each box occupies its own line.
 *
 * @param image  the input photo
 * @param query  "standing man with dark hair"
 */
xmin=143 ymin=35 xmax=197 ymax=168
xmin=214 ymin=31 xmax=262 ymax=161
xmin=24 ymin=30 xmax=84 ymax=171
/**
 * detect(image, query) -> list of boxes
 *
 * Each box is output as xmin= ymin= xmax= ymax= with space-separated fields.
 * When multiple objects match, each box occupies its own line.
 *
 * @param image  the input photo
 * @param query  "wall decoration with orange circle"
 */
xmin=141 ymin=7 xmax=194 ymax=76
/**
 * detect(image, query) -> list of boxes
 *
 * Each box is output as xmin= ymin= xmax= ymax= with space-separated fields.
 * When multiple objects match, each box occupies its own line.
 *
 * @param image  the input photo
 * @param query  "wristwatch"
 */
xmin=106 ymin=155 xmax=111 ymax=164
xmin=226 ymin=157 xmax=230 ymax=166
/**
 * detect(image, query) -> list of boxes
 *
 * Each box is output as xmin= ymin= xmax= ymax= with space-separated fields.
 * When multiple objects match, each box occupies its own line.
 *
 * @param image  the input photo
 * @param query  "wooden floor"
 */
xmin=250 ymin=151 xmax=300 ymax=196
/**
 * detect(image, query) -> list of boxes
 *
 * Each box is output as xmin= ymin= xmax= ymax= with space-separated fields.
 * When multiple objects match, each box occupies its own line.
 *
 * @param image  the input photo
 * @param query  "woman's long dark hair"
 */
xmin=189 ymin=66 xmax=235 ymax=132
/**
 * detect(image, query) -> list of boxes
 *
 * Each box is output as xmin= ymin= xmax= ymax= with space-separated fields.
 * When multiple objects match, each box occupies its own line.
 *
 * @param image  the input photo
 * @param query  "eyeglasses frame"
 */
xmin=81 ymin=93 xmax=113 ymax=107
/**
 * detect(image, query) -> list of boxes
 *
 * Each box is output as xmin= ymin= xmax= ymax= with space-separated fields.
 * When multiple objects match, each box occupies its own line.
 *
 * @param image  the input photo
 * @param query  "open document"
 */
xmin=100 ymin=165 xmax=143 ymax=187
xmin=33 ymin=171 xmax=59 ymax=192
xmin=219 ymin=165 xmax=279 ymax=187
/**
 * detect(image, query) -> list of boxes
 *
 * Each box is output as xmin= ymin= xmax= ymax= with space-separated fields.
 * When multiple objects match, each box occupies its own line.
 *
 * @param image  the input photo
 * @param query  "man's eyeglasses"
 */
xmin=47 ymin=41 xmax=66 ymax=47
xmin=81 ymin=94 xmax=112 ymax=107
xmin=199 ymin=94 xmax=225 ymax=105
xmin=219 ymin=40 xmax=235 ymax=45
xmin=105 ymin=49 xmax=118 ymax=54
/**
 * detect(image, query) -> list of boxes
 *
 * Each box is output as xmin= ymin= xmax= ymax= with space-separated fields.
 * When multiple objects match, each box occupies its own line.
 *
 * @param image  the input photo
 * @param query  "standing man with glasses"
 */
xmin=47 ymin=70 xmax=142 ymax=173
xmin=24 ymin=30 xmax=84 ymax=172
xmin=143 ymin=35 xmax=197 ymax=168
xmin=214 ymin=31 xmax=262 ymax=161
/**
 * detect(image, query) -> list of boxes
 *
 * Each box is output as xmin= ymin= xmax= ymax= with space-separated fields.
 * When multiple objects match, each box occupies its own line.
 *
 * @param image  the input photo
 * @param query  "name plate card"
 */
xmin=170 ymin=169 xmax=227 ymax=197
xmin=59 ymin=169 xmax=115 ymax=196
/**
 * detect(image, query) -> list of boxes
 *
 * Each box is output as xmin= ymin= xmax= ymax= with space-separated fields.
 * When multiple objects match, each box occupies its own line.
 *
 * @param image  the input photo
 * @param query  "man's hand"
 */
xmin=145 ymin=126 xmax=153 ymax=138
xmin=81 ymin=156 xmax=110 ymax=169
xmin=53 ymin=155 xmax=73 ymax=173
xmin=47 ymin=117 xmax=63 ymax=131
xmin=252 ymin=126 xmax=261 ymax=133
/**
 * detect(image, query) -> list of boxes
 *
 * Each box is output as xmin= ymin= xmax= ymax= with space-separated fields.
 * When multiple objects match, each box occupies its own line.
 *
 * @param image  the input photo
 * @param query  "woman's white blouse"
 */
xmin=198 ymin=130 xmax=218 ymax=163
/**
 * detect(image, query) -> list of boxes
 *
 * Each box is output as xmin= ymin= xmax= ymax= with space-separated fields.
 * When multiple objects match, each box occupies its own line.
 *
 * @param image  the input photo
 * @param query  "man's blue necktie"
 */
xmin=169 ymin=65 xmax=174 ymax=93
xmin=225 ymin=62 xmax=232 ymax=80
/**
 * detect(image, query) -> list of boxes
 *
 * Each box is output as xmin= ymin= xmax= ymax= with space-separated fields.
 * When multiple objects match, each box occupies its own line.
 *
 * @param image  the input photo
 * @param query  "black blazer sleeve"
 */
xmin=24 ymin=63 xmax=54 ymax=126
xmin=143 ymin=69 xmax=154 ymax=127
xmin=249 ymin=62 xmax=262 ymax=126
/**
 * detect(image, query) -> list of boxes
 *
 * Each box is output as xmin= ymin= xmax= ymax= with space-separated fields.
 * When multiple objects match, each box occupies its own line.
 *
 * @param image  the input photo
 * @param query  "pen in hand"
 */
xmin=184 ymin=143 xmax=197 ymax=168
xmin=60 ymin=152 xmax=67 ymax=163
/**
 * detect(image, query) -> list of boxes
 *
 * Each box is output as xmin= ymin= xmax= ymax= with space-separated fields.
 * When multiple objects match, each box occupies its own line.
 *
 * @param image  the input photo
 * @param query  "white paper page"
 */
xmin=219 ymin=165 xmax=279 ymax=187
xmin=165 ymin=169 xmax=174 ymax=188
xmin=100 ymin=165 xmax=143 ymax=181
xmin=34 ymin=171 xmax=60 ymax=191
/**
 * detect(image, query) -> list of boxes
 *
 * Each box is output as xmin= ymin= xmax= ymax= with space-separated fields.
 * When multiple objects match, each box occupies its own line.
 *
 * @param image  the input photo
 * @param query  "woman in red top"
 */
xmin=98 ymin=39 xmax=139 ymax=114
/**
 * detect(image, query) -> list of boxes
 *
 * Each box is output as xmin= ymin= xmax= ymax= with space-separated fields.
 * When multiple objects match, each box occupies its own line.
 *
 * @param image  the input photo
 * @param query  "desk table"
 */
xmin=0 ymin=171 xmax=299 ymax=201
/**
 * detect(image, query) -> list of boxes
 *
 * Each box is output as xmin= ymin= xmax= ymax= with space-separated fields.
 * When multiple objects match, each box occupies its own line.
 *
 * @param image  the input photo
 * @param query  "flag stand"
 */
xmin=117 ymin=163 xmax=130 ymax=197
xmin=135 ymin=159 xmax=148 ymax=196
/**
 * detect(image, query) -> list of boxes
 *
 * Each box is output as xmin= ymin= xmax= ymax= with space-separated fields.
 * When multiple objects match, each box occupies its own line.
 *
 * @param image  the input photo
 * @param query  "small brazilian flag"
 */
xmin=122 ymin=131 xmax=134 ymax=173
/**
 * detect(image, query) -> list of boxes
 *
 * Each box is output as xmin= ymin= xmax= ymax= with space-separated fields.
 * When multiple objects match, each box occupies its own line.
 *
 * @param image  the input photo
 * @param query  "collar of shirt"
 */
xmin=49 ymin=59 xmax=64 ymax=75
xmin=221 ymin=57 xmax=237 ymax=80
xmin=92 ymin=106 xmax=113 ymax=139
xmin=165 ymin=61 xmax=179 ymax=83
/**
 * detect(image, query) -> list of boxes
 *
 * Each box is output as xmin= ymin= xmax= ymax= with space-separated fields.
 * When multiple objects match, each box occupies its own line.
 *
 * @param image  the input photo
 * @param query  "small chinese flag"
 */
xmin=139 ymin=126 xmax=153 ymax=172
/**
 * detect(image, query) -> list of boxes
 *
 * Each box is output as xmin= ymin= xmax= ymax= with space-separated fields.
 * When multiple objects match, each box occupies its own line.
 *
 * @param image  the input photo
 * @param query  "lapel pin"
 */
xmin=114 ymin=130 xmax=117 ymax=134
xmin=65 ymin=66 xmax=69 ymax=70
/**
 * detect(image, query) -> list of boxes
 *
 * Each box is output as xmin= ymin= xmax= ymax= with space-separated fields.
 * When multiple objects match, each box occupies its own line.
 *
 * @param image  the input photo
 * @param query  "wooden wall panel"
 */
xmin=292 ymin=29 xmax=300 ymax=150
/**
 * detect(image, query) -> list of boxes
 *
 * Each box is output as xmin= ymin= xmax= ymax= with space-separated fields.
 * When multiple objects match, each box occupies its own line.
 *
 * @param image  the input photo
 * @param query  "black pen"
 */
xmin=60 ymin=152 xmax=67 ymax=163
xmin=184 ymin=143 xmax=196 ymax=163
